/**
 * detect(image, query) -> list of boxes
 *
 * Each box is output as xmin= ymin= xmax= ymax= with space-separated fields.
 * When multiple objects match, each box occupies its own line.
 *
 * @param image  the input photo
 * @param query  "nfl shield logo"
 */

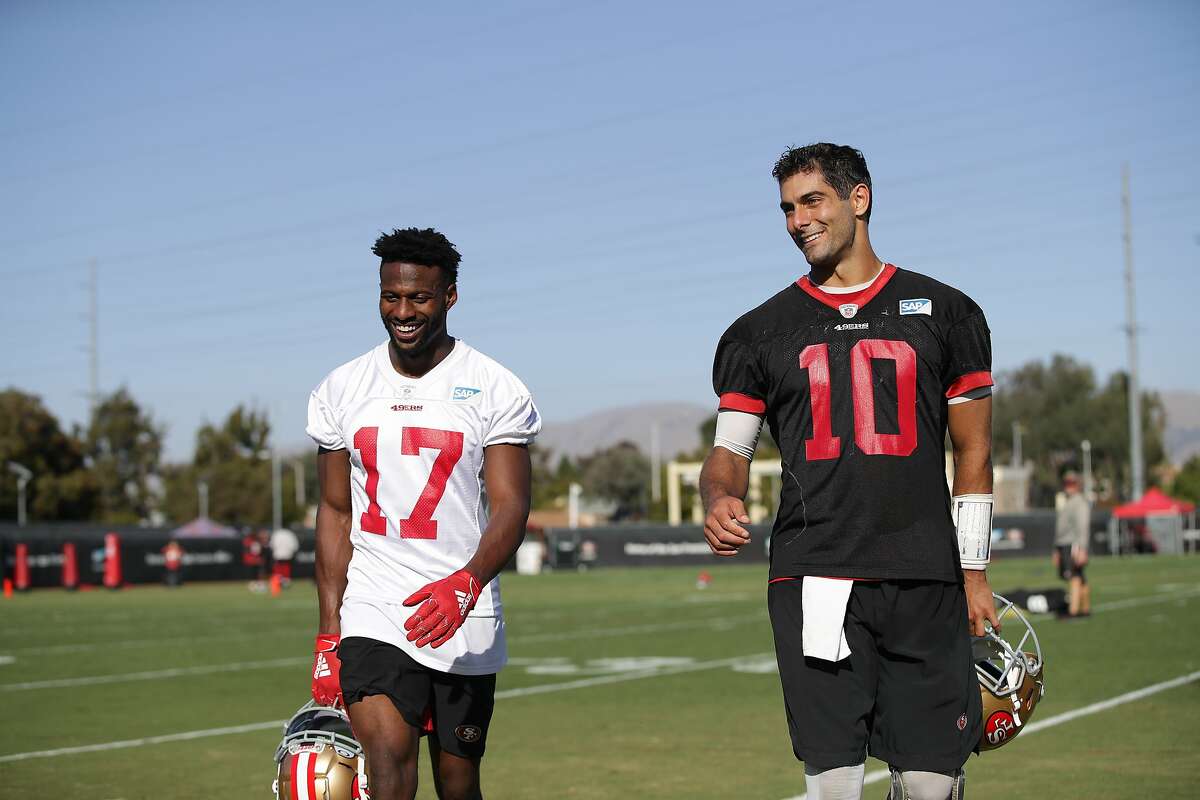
xmin=839 ymin=303 xmax=858 ymax=318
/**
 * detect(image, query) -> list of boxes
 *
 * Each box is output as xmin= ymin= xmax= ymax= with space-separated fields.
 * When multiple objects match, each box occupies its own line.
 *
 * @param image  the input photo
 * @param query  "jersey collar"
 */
xmin=373 ymin=337 xmax=468 ymax=397
xmin=796 ymin=263 xmax=898 ymax=313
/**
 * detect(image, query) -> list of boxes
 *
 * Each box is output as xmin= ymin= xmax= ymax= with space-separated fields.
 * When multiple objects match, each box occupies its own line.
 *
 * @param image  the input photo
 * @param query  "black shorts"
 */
xmin=338 ymin=636 xmax=497 ymax=759
xmin=1056 ymin=545 xmax=1086 ymax=582
xmin=768 ymin=579 xmax=982 ymax=773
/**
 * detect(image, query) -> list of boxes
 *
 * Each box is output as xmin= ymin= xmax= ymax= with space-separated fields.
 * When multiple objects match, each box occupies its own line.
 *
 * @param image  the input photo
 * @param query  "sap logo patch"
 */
xmin=900 ymin=298 xmax=932 ymax=316
xmin=451 ymin=386 xmax=482 ymax=401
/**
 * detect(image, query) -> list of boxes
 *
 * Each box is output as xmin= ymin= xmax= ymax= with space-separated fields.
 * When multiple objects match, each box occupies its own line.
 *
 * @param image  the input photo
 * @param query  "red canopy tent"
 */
xmin=1111 ymin=487 xmax=1195 ymax=519
xmin=171 ymin=517 xmax=237 ymax=538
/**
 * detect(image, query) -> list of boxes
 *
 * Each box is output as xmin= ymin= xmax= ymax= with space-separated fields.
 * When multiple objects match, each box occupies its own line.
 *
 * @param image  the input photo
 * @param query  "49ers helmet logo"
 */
xmin=455 ymin=725 xmax=482 ymax=743
xmin=985 ymin=710 xmax=1016 ymax=745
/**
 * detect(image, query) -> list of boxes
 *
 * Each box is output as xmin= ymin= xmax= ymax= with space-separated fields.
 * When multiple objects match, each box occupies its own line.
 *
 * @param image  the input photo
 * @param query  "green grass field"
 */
xmin=2 ymin=555 xmax=1198 ymax=799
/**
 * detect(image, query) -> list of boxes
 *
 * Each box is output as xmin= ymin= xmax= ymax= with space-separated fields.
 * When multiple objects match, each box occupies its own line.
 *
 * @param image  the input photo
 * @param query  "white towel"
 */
xmin=802 ymin=576 xmax=854 ymax=662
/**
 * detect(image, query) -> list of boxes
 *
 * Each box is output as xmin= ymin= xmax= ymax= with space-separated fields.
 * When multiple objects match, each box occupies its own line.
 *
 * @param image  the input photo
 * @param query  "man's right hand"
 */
xmin=703 ymin=495 xmax=752 ymax=557
xmin=312 ymin=633 xmax=342 ymax=707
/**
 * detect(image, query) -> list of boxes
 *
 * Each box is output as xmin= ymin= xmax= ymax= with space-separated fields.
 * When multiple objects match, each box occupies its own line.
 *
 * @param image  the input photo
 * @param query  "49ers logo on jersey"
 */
xmin=985 ymin=710 xmax=1016 ymax=745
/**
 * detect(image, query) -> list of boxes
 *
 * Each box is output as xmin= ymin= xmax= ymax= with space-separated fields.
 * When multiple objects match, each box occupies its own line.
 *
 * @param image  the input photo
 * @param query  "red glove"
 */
xmin=403 ymin=569 xmax=480 ymax=648
xmin=312 ymin=634 xmax=343 ymax=707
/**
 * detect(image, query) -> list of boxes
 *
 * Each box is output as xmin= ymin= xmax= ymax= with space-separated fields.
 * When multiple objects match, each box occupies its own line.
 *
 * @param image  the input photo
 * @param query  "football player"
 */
xmin=700 ymin=144 xmax=999 ymax=800
xmin=307 ymin=228 xmax=540 ymax=800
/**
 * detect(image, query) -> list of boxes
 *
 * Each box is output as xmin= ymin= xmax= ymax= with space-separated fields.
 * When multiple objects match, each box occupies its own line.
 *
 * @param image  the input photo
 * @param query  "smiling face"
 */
xmin=379 ymin=261 xmax=456 ymax=360
xmin=779 ymin=167 xmax=870 ymax=271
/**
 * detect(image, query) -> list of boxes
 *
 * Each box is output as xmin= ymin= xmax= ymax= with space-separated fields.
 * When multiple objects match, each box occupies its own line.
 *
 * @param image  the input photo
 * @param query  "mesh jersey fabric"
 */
xmin=712 ymin=265 xmax=991 ymax=581
xmin=307 ymin=339 xmax=540 ymax=671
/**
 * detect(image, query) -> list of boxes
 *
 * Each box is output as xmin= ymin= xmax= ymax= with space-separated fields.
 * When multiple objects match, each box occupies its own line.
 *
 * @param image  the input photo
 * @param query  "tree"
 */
xmin=163 ymin=405 xmax=300 ymax=527
xmin=0 ymin=389 xmax=98 ymax=521
xmin=579 ymin=440 xmax=650 ymax=520
xmin=85 ymin=388 xmax=164 ymax=523
xmin=1170 ymin=456 xmax=1200 ymax=506
xmin=992 ymin=355 xmax=1166 ymax=505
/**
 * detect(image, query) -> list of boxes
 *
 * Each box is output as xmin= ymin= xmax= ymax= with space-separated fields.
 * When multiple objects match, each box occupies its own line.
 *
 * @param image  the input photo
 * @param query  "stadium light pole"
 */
xmin=291 ymin=460 xmax=305 ymax=509
xmin=197 ymin=480 xmax=209 ymax=519
xmin=7 ymin=462 xmax=32 ymax=527
xmin=253 ymin=449 xmax=283 ymax=532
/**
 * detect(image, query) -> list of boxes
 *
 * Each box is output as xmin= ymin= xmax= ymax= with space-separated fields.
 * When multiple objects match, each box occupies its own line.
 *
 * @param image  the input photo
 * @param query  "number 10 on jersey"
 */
xmin=799 ymin=339 xmax=917 ymax=460
xmin=353 ymin=426 xmax=464 ymax=539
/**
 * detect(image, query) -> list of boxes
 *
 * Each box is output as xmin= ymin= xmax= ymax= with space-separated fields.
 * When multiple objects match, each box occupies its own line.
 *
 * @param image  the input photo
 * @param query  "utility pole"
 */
xmin=650 ymin=422 xmax=661 ymax=502
xmin=1011 ymin=422 xmax=1022 ymax=468
xmin=1081 ymin=440 xmax=1093 ymax=500
xmin=197 ymin=480 xmax=209 ymax=519
xmin=272 ymin=448 xmax=283 ymax=532
xmin=1122 ymin=164 xmax=1145 ymax=500
xmin=88 ymin=258 xmax=100 ymax=413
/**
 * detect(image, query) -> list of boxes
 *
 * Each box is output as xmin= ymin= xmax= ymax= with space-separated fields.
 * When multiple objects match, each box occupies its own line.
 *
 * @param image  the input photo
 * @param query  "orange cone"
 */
xmin=270 ymin=573 xmax=282 ymax=596
xmin=2 ymin=578 xmax=12 ymax=598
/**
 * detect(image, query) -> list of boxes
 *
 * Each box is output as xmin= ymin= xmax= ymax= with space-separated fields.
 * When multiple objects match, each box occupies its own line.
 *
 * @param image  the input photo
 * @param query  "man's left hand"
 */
xmin=963 ymin=570 xmax=1000 ymax=637
xmin=403 ymin=569 xmax=480 ymax=648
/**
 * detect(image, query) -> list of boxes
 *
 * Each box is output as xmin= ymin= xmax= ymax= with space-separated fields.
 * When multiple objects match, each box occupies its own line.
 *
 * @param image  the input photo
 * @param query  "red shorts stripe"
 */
xmin=945 ymin=371 xmax=993 ymax=399
xmin=718 ymin=392 xmax=766 ymax=414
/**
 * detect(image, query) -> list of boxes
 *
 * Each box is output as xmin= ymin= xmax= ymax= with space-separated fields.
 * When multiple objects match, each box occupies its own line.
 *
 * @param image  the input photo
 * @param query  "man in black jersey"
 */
xmin=700 ymin=143 xmax=999 ymax=800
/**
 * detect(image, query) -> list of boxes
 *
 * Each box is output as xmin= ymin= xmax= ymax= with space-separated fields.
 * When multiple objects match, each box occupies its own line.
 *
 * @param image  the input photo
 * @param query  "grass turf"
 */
xmin=1 ymin=555 xmax=1197 ymax=798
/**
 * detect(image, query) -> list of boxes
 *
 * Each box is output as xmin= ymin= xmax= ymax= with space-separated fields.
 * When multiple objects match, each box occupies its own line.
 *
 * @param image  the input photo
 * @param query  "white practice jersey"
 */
xmin=306 ymin=339 xmax=540 ymax=673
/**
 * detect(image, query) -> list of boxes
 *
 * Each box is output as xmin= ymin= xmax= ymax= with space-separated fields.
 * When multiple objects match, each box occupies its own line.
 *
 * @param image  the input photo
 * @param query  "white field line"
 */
xmin=0 ymin=720 xmax=288 ymax=764
xmin=0 ymin=613 xmax=767 ymax=692
xmin=1091 ymin=586 xmax=1200 ymax=611
xmin=0 ymin=651 xmax=772 ymax=763
xmin=2 ymin=596 xmax=761 ymax=655
xmin=511 ymin=612 xmax=765 ymax=644
xmin=0 ymin=657 xmax=307 ymax=692
xmin=781 ymin=669 xmax=1200 ymax=800
xmin=6 ymin=584 xmax=1190 ymax=657
xmin=495 ymin=652 xmax=771 ymax=699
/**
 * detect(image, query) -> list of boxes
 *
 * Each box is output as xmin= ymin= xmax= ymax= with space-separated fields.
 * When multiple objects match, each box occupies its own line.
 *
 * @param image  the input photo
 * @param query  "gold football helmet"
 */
xmin=974 ymin=593 xmax=1045 ymax=751
xmin=273 ymin=700 xmax=369 ymax=800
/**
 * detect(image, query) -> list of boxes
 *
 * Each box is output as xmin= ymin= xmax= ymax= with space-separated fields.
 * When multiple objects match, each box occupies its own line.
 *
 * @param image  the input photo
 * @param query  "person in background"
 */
xmin=162 ymin=538 xmax=185 ymax=588
xmin=243 ymin=527 xmax=268 ymax=592
xmin=1053 ymin=470 xmax=1091 ymax=619
xmin=270 ymin=526 xmax=300 ymax=588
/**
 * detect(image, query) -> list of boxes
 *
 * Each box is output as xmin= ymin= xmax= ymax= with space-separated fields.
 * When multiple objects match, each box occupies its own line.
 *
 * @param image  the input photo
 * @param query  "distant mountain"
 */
xmin=1162 ymin=390 xmax=1200 ymax=465
xmin=537 ymin=403 xmax=712 ymax=460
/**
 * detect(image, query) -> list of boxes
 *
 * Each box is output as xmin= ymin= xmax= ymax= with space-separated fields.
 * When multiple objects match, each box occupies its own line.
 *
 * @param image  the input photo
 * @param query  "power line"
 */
xmin=0 ymin=2 xmax=1144 ymax=256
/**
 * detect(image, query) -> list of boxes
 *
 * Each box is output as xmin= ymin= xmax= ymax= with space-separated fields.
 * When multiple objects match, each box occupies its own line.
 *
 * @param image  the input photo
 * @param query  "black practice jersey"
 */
xmin=712 ymin=264 xmax=992 ymax=581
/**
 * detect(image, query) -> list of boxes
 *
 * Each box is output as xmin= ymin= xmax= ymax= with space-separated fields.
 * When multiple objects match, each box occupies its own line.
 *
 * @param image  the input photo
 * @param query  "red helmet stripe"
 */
xmin=289 ymin=752 xmax=302 ymax=800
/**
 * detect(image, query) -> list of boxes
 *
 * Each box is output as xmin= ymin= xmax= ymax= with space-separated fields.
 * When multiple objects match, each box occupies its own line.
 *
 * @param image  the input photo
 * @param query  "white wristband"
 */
xmin=954 ymin=493 xmax=993 ymax=570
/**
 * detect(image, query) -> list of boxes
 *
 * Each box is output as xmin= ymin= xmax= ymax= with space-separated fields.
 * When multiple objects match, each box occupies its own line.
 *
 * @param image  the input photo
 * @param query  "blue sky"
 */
xmin=2 ymin=0 xmax=1197 ymax=461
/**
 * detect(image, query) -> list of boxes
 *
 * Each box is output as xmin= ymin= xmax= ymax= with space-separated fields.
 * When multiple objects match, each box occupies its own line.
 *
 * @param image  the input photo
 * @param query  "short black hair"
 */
xmin=371 ymin=227 xmax=461 ymax=284
xmin=771 ymin=143 xmax=873 ymax=222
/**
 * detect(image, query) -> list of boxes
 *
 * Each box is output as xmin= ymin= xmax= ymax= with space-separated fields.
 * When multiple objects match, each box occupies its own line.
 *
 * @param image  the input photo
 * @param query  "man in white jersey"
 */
xmin=306 ymin=227 xmax=540 ymax=800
